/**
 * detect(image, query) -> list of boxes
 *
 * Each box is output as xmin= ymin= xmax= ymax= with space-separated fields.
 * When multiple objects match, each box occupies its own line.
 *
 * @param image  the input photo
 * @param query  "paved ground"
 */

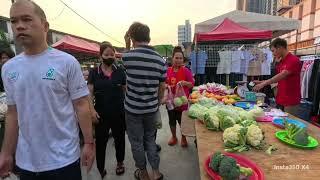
xmin=5 ymin=106 xmax=201 ymax=180
xmin=84 ymin=106 xmax=200 ymax=180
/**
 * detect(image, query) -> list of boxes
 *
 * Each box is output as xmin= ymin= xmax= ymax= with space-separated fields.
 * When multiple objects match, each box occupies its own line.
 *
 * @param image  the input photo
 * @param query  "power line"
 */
xmin=57 ymin=0 xmax=124 ymax=45
xmin=49 ymin=6 xmax=65 ymax=21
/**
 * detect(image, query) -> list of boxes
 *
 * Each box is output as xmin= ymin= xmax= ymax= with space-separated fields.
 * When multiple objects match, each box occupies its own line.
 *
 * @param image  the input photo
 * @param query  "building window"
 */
xmin=311 ymin=0 xmax=316 ymax=12
xmin=289 ymin=11 xmax=293 ymax=18
xmin=298 ymin=5 xmax=303 ymax=20
xmin=0 ymin=20 xmax=8 ymax=33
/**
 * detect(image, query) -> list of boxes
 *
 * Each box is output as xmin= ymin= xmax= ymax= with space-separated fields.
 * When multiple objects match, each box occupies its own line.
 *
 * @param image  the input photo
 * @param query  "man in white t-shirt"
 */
xmin=0 ymin=1 xmax=95 ymax=179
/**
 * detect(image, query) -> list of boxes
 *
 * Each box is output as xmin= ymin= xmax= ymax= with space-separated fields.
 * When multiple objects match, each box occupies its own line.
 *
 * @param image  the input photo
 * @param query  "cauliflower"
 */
xmin=223 ymin=124 xmax=243 ymax=145
xmin=246 ymin=124 xmax=264 ymax=147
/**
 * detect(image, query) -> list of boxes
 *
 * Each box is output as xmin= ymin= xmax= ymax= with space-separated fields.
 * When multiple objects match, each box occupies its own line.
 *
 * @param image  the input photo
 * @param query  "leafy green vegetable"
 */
xmin=188 ymin=104 xmax=208 ymax=120
xmin=204 ymin=110 xmax=220 ymax=131
xmin=265 ymin=145 xmax=278 ymax=155
xmin=239 ymin=111 xmax=255 ymax=122
xmin=294 ymin=128 xmax=309 ymax=146
xmin=284 ymin=119 xmax=309 ymax=145
xmin=240 ymin=119 xmax=257 ymax=127
xmin=248 ymin=106 xmax=264 ymax=118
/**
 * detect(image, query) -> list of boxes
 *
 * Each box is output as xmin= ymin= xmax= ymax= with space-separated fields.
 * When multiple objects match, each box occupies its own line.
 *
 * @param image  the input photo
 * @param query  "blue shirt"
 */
xmin=189 ymin=50 xmax=208 ymax=75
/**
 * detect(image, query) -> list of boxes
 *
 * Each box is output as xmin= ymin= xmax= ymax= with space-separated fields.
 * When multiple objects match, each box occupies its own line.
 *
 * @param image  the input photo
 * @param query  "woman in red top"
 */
xmin=166 ymin=46 xmax=194 ymax=147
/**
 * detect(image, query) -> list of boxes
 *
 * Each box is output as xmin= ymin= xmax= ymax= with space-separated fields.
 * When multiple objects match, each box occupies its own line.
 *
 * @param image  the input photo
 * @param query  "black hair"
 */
xmin=270 ymin=38 xmax=287 ymax=49
xmin=172 ymin=46 xmax=184 ymax=58
xmin=0 ymin=47 xmax=15 ymax=59
xmin=99 ymin=42 xmax=115 ymax=56
xmin=128 ymin=22 xmax=151 ymax=43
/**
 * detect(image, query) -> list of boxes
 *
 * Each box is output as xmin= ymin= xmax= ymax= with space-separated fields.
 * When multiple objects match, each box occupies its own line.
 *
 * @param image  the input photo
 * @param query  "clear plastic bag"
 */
xmin=173 ymin=83 xmax=188 ymax=108
xmin=166 ymin=86 xmax=175 ymax=110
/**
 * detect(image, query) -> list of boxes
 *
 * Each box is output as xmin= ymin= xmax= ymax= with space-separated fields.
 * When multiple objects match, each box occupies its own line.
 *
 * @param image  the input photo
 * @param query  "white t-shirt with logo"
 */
xmin=1 ymin=48 xmax=89 ymax=172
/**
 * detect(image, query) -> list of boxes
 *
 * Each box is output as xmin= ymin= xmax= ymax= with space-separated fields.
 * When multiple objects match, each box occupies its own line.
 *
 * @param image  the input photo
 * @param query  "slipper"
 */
xmin=155 ymin=173 xmax=164 ymax=180
xmin=101 ymin=170 xmax=107 ymax=179
xmin=116 ymin=164 xmax=125 ymax=176
xmin=134 ymin=169 xmax=142 ymax=180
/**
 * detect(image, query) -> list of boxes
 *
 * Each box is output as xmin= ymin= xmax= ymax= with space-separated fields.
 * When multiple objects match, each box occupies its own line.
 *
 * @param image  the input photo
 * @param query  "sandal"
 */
xmin=134 ymin=169 xmax=142 ymax=180
xmin=101 ymin=170 xmax=107 ymax=179
xmin=154 ymin=173 xmax=164 ymax=180
xmin=116 ymin=163 xmax=125 ymax=176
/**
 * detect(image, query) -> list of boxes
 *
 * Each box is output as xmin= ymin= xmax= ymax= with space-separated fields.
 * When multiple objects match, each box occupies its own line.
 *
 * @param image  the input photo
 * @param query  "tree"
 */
xmin=0 ymin=30 xmax=11 ymax=50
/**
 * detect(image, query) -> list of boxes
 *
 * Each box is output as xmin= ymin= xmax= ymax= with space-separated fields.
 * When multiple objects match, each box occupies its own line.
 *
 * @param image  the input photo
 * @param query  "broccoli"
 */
xmin=238 ymin=165 xmax=253 ymax=176
xmin=218 ymin=156 xmax=240 ymax=180
xmin=210 ymin=152 xmax=224 ymax=173
xmin=210 ymin=152 xmax=253 ymax=180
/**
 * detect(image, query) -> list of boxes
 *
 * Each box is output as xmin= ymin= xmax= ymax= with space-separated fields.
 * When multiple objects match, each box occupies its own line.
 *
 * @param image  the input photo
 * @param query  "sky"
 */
xmin=0 ymin=0 xmax=235 ymax=46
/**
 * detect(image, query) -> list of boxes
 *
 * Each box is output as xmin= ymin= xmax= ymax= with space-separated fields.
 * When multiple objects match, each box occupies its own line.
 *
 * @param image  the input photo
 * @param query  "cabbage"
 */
xmin=204 ymin=113 xmax=220 ymax=131
xmin=248 ymin=106 xmax=265 ymax=118
xmin=198 ymin=97 xmax=217 ymax=108
xmin=239 ymin=111 xmax=255 ymax=121
xmin=240 ymin=119 xmax=257 ymax=127
xmin=204 ymin=109 xmax=220 ymax=131
xmin=220 ymin=116 xmax=236 ymax=131
xmin=188 ymin=104 xmax=208 ymax=120
xmin=217 ymin=108 xmax=241 ymax=124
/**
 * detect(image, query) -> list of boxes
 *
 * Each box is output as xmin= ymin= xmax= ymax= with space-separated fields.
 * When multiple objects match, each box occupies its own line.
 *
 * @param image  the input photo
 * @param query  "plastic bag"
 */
xmin=173 ymin=83 xmax=188 ymax=108
xmin=165 ymin=86 xmax=175 ymax=110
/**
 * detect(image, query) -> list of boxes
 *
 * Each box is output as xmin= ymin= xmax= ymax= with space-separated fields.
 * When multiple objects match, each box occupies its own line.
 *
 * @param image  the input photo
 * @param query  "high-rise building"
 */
xmin=237 ymin=0 xmax=280 ymax=15
xmin=266 ymin=0 xmax=278 ymax=15
xmin=177 ymin=20 xmax=192 ymax=46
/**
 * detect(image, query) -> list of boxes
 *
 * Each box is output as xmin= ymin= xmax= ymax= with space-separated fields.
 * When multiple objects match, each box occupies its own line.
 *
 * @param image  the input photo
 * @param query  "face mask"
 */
xmin=102 ymin=58 xmax=115 ymax=65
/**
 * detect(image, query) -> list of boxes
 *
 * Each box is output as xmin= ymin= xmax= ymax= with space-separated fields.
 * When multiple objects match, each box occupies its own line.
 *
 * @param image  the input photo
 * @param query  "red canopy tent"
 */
xmin=195 ymin=18 xmax=272 ymax=42
xmin=52 ymin=35 xmax=100 ymax=56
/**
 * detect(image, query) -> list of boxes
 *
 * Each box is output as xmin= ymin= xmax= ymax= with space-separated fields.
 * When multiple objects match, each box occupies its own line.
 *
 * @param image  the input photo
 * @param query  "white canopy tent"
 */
xmin=195 ymin=10 xmax=300 ymax=38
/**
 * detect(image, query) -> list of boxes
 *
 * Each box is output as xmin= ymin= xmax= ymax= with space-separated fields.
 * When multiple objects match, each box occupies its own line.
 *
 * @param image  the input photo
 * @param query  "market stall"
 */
xmin=181 ymin=82 xmax=320 ymax=180
xmin=193 ymin=18 xmax=273 ymax=87
xmin=52 ymin=35 xmax=100 ymax=67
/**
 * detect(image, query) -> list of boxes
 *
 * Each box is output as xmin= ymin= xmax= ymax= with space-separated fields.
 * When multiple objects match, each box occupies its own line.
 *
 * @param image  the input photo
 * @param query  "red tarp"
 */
xmin=195 ymin=18 xmax=272 ymax=42
xmin=52 ymin=35 xmax=99 ymax=56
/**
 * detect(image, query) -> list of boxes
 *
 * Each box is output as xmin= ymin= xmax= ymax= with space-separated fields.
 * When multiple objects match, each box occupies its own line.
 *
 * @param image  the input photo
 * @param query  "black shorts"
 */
xmin=167 ymin=109 xmax=182 ymax=127
xmin=16 ymin=159 xmax=81 ymax=180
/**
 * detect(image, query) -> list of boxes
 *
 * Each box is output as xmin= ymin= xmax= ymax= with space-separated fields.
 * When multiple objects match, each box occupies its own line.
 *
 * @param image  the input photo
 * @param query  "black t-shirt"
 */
xmin=88 ymin=64 xmax=126 ymax=113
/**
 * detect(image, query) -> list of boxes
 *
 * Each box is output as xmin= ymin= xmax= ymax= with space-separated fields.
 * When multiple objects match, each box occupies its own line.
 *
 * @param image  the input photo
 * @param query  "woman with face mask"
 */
xmin=87 ymin=42 xmax=126 ymax=178
xmin=166 ymin=46 xmax=195 ymax=147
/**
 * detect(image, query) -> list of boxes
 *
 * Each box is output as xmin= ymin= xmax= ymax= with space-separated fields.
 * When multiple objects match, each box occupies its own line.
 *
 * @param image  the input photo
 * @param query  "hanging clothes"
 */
xmin=240 ymin=50 xmax=254 ymax=74
xmin=300 ymin=60 xmax=314 ymax=99
xmin=189 ymin=50 xmax=208 ymax=75
xmin=261 ymin=48 xmax=273 ymax=76
xmin=231 ymin=50 xmax=244 ymax=73
xmin=217 ymin=50 xmax=232 ymax=74
xmin=247 ymin=48 xmax=264 ymax=76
